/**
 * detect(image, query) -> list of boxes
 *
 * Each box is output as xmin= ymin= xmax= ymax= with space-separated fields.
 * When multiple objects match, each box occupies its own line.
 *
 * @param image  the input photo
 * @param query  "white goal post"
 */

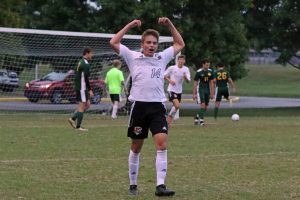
xmin=0 ymin=27 xmax=173 ymax=113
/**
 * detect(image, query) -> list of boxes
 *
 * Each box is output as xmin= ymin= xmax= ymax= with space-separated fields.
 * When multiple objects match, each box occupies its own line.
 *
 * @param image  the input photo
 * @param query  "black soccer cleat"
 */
xmin=194 ymin=117 xmax=199 ymax=125
xmin=199 ymin=118 xmax=205 ymax=126
xmin=155 ymin=184 xmax=175 ymax=197
xmin=128 ymin=185 xmax=138 ymax=195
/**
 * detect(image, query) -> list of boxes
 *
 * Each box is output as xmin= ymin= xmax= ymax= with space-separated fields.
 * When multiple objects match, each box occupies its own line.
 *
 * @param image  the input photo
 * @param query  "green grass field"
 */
xmin=1 ymin=113 xmax=300 ymax=200
xmin=235 ymin=64 xmax=300 ymax=98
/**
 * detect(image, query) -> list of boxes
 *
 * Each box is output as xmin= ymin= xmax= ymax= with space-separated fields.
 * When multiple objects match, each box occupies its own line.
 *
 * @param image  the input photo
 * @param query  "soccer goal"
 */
xmin=0 ymin=27 xmax=173 ymax=113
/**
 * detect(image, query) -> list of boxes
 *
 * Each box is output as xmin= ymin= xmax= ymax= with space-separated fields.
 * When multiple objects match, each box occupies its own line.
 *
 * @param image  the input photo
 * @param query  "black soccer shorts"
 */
xmin=168 ymin=91 xmax=182 ymax=102
xmin=127 ymin=101 xmax=168 ymax=139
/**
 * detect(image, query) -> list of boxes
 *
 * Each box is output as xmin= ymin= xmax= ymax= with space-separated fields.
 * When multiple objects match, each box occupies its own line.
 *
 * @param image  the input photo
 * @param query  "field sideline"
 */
xmin=0 ymin=113 xmax=300 ymax=200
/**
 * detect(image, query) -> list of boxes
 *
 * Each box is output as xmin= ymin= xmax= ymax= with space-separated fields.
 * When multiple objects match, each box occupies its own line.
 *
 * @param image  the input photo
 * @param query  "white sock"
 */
xmin=111 ymin=102 xmax=118 ymax=118
xmin=168 ymin=106 xmax=177 ymax=118
xmin=128 ymin=150 xmax=140 ymax=185
xmin=156 ymin=150 xmax=167 ymax=186
xmin=174 ymin=109 xmax=180 ymax=120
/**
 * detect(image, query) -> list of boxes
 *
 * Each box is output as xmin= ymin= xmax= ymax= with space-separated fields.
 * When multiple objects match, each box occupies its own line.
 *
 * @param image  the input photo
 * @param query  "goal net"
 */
xmin=0 ymin=27 xmax=172 ymax=113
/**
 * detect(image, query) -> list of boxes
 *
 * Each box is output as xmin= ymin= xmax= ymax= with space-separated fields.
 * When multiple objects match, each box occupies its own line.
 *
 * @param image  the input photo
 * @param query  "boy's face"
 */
xmin=177 ymin=57 xmax=185 ymax=67
xmin=141 ymin=35 xmax=158 ymax=57
xmin=85 ymin=52 xmax=93 ymax=60
xmin=202 ymin=62 xmax=210 ymax=70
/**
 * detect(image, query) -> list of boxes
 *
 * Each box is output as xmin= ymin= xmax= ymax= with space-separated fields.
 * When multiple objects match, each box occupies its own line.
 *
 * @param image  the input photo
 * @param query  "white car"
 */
xmin=0 ymin=69 xmax=19 ymax=92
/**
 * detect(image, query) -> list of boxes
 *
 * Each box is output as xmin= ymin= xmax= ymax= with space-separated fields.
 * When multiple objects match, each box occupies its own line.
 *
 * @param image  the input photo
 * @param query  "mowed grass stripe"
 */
xmin=0 ymin=151 xmax=299 ymax=164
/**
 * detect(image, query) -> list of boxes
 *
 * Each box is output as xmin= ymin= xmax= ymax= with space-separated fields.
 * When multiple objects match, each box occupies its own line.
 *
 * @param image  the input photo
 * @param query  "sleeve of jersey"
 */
xmin=119 ymin=71 xmax=125 ymax=82
xmin=119 ymin=44 xmax=133 ymax=71
xmin=194 ymin=72 xmax=199 ymax=81
xmin=161 ymin=46 xmax=175 ymax=66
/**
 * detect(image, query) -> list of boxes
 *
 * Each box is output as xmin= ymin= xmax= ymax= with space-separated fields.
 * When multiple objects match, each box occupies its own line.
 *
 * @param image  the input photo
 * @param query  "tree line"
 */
xmin=0 ymin=0 xmax=299 ymax=80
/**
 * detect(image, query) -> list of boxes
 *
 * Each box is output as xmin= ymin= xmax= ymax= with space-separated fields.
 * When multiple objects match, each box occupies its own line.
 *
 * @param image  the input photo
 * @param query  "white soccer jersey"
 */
xmin=119 ymin=44 xmax=174 ymax=102
xmin=164 ymin=65 xmax=191 ymax=93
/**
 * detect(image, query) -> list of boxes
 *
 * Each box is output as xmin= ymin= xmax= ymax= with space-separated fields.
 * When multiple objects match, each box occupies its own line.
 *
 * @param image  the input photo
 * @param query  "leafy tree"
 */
xmin=272 ymin=0 xmax=300 ymax=68
xmin=23 ymin=0 xmax=96 ymax=32
xmin=0 ymin=0 xmax=26 ymax=27
xmin=93 ymin=0 xmax=140 ymax=33
xmin=244 ymin=0 xmax=300 ymax=69
xmin=178 ymin=0 xmax=251 ymax=80
xmin=3 ymin=0 xmax=253 ymax=80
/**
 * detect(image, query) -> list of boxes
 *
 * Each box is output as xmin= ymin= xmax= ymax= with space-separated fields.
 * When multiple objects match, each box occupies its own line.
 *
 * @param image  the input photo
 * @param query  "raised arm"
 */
xmin=158 ymin=17 xmax=185 ymax=56
xmin=110 ymin=20 xmax=141 ymax=54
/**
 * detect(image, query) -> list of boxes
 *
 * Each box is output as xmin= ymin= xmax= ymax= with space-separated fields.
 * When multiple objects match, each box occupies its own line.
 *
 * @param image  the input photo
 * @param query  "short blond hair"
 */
xmin=141 ymin=29 xmax=159 ymax=43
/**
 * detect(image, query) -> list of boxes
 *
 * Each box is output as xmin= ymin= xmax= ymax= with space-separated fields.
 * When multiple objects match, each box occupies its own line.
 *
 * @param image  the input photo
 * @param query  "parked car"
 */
xmin=24 ymin=70 xmax=106 ymax=104
xmin=0 ymin=69 xmax=19 ymax=92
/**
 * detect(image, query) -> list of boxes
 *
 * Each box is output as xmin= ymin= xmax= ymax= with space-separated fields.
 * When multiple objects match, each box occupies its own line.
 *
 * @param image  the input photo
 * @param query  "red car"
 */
xmin=24 ymin=70 xmax=106 ymax=104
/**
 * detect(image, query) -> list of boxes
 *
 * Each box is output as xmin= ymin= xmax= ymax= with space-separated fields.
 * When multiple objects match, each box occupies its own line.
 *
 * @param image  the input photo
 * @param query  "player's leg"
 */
xmin=76 ymin=90 xmax=89 ymax=131
xmin=109 ymin=94 xmax=117 ymax=119
xmin=127 ymin=101 xmax=149 ymax=195
xmin=152 ymin=133 xmax=174 ymax=196
xmin=167 ymin=99 xmax=180 ymax=125
xmin=112 ymin=94 xmax=120 ymax=118
xmin=150 ymin=103 xmax=175 ymax=196
xmin=197 ymin=91 xmax=209 ymax=125
xmin=195 ymin=90 xmax=205 ymax=125
xmin=214 ymin=101 xmax=221 ymax=119
xmin=74 ymin=102 xmax=88 ymax=131
xmin=214 ymin=88 xmax=222 ymax=119
xmin=167 ymin=92 xmax=176 ymax=125
xmin=69 ymin=90 xmax=88 ymax=131
xmin=69 ymin=90 xmax=81 ymax=128
xmin=128 ymin=139 xmax=144 ymax=195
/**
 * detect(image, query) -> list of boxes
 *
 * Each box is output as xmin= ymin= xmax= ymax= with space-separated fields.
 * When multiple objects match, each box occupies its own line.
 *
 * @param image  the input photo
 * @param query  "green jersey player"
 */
xmin=68 ymin=47 xmax=94 ymax=131
xmin=213 ymin=63 xmax=235 ymax=119
xmin=193 ymin=59 xmax=215 ymax=125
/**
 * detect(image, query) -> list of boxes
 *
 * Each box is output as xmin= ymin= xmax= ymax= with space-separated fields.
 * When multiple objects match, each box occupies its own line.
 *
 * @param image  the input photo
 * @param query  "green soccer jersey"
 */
xmin=214 ymin=68 xmax=230 ymax=87
xmin=194 ymin=68 xmax=214 ymax=91
xmin=74 ymin=58 xmax=91 ymax=91
xmin=105 ymin=67 xmax=124 ymax=94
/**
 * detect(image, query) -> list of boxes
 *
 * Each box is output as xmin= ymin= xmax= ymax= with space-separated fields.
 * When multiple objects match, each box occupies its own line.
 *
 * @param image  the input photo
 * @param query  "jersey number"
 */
xmin=217 ymin=72 xmax=227 ymax=80
xmin=151 ymin=68 xmax=161 ymax=78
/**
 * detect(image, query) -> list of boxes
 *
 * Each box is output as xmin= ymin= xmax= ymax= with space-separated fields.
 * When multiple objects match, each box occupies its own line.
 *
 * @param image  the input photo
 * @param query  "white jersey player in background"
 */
xmin=164 ymin=55 xmax=191 ymax=126
xmin=110 ymin=17 xmax=185 ymax=197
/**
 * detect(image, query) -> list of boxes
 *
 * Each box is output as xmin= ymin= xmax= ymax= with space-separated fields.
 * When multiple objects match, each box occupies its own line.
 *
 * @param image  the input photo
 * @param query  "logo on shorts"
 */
xmin=162 ymin=126 xmax=167 ymax=131
xmin=134 ymin=126 xmax=142 ymax=135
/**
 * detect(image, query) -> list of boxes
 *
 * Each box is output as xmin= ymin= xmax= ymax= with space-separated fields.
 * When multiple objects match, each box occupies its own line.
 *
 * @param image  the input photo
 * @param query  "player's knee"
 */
xmin=131 ymin=140 xmax=143 ymax=153
xmin=155 ymin=141 xmax=167 ymax=150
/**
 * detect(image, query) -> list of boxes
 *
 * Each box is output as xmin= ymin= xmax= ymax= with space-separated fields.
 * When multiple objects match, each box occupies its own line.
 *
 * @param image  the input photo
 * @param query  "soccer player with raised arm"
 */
xmin=68 ymin=47 xmax=94 ymax=131
xmin=164 ymin=55 xmax=191 ymax=126
xmin=193 ymin=59 xmax=215 ymax=126
xmin=213 ymin=63 xmax=235 ymax=119
xmin=110 ymin=17 xmax=184 ymax=197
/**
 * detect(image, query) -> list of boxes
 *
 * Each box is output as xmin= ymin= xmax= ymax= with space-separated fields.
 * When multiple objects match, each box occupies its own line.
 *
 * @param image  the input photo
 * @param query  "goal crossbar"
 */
xmin=0 ymin=27 xmax=173 ymax=43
